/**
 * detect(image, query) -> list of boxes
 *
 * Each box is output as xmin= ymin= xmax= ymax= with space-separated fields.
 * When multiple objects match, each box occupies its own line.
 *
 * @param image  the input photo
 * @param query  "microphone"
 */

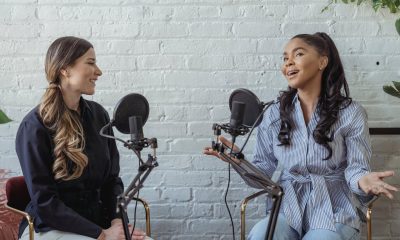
xmin=210 ymin=89 xmax=281 ymax=240
xmin=230 ymin=101 xmax=245 ymax=129
xmin=99 ymin=93 xmax=159 ymax=240
xmin=212 ymin=88 xmax=274 ymax=157
xmin=129 ymin=116 xmax=144 ymax=142
xmin=99 ymin=93 xmax=157 ymax=151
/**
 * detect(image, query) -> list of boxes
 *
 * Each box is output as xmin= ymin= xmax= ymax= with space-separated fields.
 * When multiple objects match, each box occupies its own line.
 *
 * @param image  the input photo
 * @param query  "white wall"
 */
xmin=0 ymin=0 xmax=399 ymax=239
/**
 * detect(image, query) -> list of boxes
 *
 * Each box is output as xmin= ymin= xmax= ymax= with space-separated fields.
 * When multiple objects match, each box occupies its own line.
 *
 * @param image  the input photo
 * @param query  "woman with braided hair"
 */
xmin=16 ymin=37 xmax=147 ymax=240
xmin=204 ymin=32 xmax=398 ymax=240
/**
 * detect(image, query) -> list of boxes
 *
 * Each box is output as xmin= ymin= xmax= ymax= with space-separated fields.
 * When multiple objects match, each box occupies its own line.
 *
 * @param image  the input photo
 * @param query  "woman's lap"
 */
xmin=248 ymin=214 xmax=359 ymax=240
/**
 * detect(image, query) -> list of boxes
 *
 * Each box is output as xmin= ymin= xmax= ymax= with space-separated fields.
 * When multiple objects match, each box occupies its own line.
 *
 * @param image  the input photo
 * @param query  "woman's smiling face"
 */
xmin=281 ymin=37 xmax=328 ymax=90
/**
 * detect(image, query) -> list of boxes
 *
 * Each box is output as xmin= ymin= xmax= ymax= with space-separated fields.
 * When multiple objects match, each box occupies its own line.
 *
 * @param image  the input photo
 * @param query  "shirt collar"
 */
xmin=79 ymin=97 xmax=92 ymax=117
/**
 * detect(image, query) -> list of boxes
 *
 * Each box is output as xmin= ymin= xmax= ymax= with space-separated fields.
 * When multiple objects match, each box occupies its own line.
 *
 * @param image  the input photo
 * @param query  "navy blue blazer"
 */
xmin=15 ymin=98 xmax=123 ymax=239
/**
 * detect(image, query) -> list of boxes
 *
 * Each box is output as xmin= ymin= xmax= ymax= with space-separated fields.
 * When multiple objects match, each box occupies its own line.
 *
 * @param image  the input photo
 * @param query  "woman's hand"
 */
xmin=203 ymin=136 xmax=242 ymax=164
xmin=98 ymin=219 xmax=147 ymax=240
xmin=358 ymin=171 xmax=398 ymax=199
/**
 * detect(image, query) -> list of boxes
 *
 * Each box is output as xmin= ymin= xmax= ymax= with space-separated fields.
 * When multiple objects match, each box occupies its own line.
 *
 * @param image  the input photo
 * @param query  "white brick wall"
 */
xmin=0 ymin=1 xmax=399 ymax=239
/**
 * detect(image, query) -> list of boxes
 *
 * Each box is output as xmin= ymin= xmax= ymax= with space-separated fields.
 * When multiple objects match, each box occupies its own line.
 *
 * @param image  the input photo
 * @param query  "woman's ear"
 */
xmin=60 ymin=68 xmax=70 ymax=78
xmin=319 ymin=56 xmax=328 ymax=71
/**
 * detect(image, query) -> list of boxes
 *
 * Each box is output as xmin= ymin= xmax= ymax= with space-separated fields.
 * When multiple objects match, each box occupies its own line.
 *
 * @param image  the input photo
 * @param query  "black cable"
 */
xmin=224 ymin=142 xmax=236 ymax=240
xmin=238 ymin=101 xmax=274 ymax=154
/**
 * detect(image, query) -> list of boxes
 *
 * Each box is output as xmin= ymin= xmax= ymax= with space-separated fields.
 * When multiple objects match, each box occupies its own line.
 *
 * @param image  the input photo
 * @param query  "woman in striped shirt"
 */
xmin=204 ymin=32 xmax=398 ymax=240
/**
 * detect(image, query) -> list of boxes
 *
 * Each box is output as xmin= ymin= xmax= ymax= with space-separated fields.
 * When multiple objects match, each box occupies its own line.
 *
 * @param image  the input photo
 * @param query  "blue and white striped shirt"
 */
xmin=252 ymin=94 xmax=371 ymax=236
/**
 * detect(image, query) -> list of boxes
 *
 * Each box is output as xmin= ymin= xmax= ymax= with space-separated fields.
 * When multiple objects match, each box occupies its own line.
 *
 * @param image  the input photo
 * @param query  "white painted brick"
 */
xmin=332 ymin=21 xmax=380 ymax=36
xmin=364 ymin=38 xmax=400 ymax=54
xmin=144 ymin=122 xmax=187 ymax=138
xmin=141 ymin=22 xmax=188 ymax=38
xmin=137 ymin=55 xmax=186 ymax=70
xmin=92 ymin=23 xmax=140 ymax=38
xmin=164 ymin=172 xmax=212 ymax=186
xmin=162 ymin=188 xmax=192 ymax=202
xmin=233 ymin=21 xmax=281 ymax=37
xmin=198 ymin=6 xmax=219 ymax=18
xmin=0 ymin=6 xmax=13 ymax=21
xmin=188 ymin=122 xmax=213 ymax=137
xmin=155 ymin=155 xmax=191 ymax=170
xmin=11 ymin=5 xmax=36 ymax=21
xmin=0 ymin=24 xmax=38 ymax=38
xmin=283 ymin=22 xmax=331 ymax=36
xmin=40 ymin=22 xmax=91 ymax=38
xmin=243 ymin=4 xmax=288 ymax=19
xmin=188 ymin=55 xmax=234 ymax=70
xmin=37 ymin=6 xmax=60 ymax=20
xmin=220 ymin=5 xmax=243 ymax=18
xmin=189 ymin=22 xmax=233 ymax=37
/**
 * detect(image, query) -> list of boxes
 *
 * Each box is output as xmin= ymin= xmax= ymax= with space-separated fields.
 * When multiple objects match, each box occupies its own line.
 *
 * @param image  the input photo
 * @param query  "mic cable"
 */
xmin=224 ymin=142 xmax=236 ymax=240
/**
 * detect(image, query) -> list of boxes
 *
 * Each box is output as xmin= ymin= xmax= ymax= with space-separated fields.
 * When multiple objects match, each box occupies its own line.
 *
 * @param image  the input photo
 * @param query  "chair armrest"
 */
xmin=240 ymin=190 xmax=269 ymax=240
xmin=132 ymin=197 xmax=151 ymax=237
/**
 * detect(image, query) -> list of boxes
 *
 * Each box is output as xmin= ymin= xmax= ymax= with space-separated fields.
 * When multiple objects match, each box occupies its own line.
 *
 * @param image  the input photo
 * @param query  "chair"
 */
xmin=5 ymin=176 xmax=34 ymax=240
xmin=5 ymin=176 xmax=152 ymax=239
xmin=240 ymin=190 xmax=375 ymax=240
xmin=132 ymin=197 xmax=152 ymax=237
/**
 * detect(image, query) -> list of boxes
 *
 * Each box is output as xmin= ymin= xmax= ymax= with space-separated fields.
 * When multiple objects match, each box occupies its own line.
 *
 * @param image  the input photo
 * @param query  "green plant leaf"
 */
xmin=393 ymin=81 xmax=400 ymax=91
xmin=383 ymin=85 xmax=400 ymax=98
xmin=0 ymin=110 xmax=11 ymax=124
xmin=387 ymin=0 xmax=398 ymax=12
xmin=396 ymin=18 xmax=400 ymax=35
xmin=372 ymin=0 xmax=383 ymax=11
xmin=357 ymin=0 xmax=364 ymax=5
xmin=342 ymin=0 xmax=349 ymax=3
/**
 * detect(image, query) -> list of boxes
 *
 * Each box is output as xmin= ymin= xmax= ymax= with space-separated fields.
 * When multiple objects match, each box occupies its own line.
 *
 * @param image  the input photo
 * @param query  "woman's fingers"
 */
xmin=376 ymin=170 xmax=395 ymax=179
xmin=379 ymin=187 xmax=394 ymax=199
xmin=382 ymin=182 xmax=399 ymax=192
xmin=218 ymin=136 xmax=240 ymax=152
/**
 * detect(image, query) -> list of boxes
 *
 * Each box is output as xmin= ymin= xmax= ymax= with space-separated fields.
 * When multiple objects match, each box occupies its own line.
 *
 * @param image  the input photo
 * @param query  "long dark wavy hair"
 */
xmin=278 ymin=32 xmax=351 ymax=160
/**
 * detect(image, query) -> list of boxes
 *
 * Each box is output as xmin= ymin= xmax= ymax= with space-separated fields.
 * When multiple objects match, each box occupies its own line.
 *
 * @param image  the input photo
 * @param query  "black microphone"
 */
xmin=129 ymin=116 xmax=143 ymax=142
xmin=229 ymin=101 xmax=245 ymax=129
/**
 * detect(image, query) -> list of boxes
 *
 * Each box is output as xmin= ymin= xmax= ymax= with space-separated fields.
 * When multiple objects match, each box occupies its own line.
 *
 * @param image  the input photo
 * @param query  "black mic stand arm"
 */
xmin=118 ymin=138 xmax=158 ymax=240
xmin=100 ymin=125 xmax=158 ymax=240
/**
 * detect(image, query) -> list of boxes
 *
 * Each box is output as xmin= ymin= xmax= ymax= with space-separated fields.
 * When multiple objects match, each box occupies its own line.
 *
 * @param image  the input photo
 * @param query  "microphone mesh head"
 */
xmin=229 ymin=88 xmax=263 ymax=127
xmin=113 ymin=93 xmax=149 ymax=134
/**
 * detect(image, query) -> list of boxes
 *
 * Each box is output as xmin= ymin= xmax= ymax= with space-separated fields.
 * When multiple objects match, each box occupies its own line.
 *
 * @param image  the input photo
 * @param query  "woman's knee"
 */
xmin=248 ymin=214 xmax=298 ymax=240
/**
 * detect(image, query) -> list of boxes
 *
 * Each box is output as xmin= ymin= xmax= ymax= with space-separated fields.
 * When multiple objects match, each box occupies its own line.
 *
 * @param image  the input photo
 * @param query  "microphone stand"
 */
xmin=211 ymin=101 xmax=283 ymax=240
xmin=100 ymin=124 xmax=158 ymax=240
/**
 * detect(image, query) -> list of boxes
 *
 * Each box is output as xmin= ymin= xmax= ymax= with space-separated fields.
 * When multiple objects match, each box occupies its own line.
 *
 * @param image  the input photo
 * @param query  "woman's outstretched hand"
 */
xmin=358 ymin=171 xmax=398 ymax=199
xmin=203 ymin=136 xmax=242 ymax=164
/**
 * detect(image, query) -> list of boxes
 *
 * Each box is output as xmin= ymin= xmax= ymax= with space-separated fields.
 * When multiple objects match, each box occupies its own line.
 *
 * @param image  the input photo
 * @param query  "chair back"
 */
xmin=6 ymin=176 xmax=31 ymax=211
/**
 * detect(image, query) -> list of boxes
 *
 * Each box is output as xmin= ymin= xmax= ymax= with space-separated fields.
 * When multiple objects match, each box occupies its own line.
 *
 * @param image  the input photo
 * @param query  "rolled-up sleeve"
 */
xmin=344 ymin=105 xmax=372 ymax=197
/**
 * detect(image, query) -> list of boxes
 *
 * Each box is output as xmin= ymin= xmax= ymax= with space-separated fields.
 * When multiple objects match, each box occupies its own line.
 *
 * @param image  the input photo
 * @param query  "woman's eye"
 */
xmin=283 ymin=57 xmax=288 ymax=62
xmin=295 ymin=52 xmax=304 ymax=57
